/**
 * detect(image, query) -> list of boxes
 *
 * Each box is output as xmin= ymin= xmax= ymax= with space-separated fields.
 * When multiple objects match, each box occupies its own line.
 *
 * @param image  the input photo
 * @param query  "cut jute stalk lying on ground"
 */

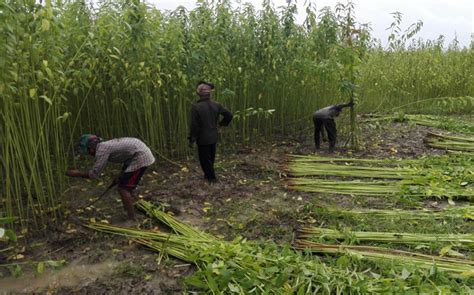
xmin=297 ymin=227 xmax=474 ymax=249
xmin=287 ymin=155 xmax=473 ymax=200
xmin=361 ymin=113 xmax=474 ymax=134
xmin=317 ymin=206 xmax=474 ymax=221
xmin=424 ymin=132 xmax=474 ymax=153
xmin=293 ymin=239 xmax=474 ymax=278
xmin=87 ymin=201 xmax=472 ymax=293
xmin=87 ymin=202 xmax=380 ymax=293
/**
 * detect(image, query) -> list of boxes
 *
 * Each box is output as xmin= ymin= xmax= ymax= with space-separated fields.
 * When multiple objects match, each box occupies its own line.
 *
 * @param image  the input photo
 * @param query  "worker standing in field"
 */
xmin=188 ymin=81 xmax=233 ymax=183
xmin=66 ymin=135 xmax=155 ymax=221
xmin=313 ymin=102 xmax=353 ymax=152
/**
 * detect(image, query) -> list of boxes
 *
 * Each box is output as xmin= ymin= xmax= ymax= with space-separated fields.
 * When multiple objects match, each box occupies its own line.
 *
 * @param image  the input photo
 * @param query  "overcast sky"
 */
xmin=147 ymin=0 xmax=473 ymax=48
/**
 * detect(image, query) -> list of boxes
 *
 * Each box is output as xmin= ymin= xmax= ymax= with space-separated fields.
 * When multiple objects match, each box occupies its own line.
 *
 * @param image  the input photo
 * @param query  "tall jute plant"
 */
xmin=332 ymin=1 xmax=370 ymax=149
xmin=1 ymin=0 xmax=471 ymax=231
xmin=1 ymin=1 xmax=68 ymax=228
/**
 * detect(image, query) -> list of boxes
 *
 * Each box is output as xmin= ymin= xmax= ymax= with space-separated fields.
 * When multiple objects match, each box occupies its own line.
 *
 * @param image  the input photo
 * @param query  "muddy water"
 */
xmin=0 ymin=259 xmax=118 ymax=294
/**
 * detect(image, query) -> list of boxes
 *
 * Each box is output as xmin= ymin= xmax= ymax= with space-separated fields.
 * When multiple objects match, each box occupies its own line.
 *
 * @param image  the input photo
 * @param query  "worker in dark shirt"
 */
xmin=313 ymin=102 xmax=353 ymax=151
xmin=188 ymin=81 xmax=233 ymax=182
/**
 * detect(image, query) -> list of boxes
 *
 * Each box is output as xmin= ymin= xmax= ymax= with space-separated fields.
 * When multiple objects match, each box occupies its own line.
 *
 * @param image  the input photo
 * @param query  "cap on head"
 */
xmin=196 ymin=81 xmax=215 ymax=89
xmin=79 ymin=134 xmax=101 ymax=154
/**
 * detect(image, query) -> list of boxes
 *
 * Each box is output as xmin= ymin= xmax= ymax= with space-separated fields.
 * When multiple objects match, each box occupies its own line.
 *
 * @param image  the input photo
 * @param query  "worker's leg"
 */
xmin=314 ymin=118 xmax=323 ymax=149
xmin=321 ymin=125 xmax=327 ymax=142
xmin=118 ymin=167 xmax=147 ymax=220
xmin=208 ymin=143 xmax=217 ymax=181
xmin=198 ymin=144 xmax=215 ymax=181
xmin=118 ymin=188 xmax=137 ymax=220
xmin=325 ymin=119 xmax=337 ymax=151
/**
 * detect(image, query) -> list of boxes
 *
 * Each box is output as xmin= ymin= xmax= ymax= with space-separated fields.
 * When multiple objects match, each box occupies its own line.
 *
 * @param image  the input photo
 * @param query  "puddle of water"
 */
xmin=0 ymin=259 xmax=118 ymax=293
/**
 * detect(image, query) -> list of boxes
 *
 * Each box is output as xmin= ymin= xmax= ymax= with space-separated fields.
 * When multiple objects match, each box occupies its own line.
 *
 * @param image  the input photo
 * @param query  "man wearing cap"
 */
xmin=188 ymin=81 xmax=233 ymax=182
xmin=313 ymin=102 xmax=353 ymax=152
xmin=66 ymin=135 xmax=155 ymax=221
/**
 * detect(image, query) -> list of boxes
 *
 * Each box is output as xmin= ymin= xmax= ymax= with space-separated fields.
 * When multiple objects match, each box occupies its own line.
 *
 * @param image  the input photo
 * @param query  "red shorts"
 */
xmin=118 ymin=167 xmax=147 ymax=190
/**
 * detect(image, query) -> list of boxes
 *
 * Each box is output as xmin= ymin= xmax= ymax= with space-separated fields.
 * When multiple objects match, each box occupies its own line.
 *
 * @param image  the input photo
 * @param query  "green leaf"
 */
xmin=41 ymin=19 xmax=50 ymax=32
xmin=184 ymin=275 xmax=207 ymax=288
xmin=206 ymin=273 xmax=218 ymax=291
xmin=45 ymin=68 xmax=53 ymax=79
xmin=464 ymin=213 xmax=474 ymax=221
xmin=36 ymin=262 xmax=45 ymax=275
xmin=5 ymin=229 xmax=17 ymax=242
xmin=414 ymin=244 xmax=429 ymax=250
xmin=29 ymin=88 xmax=37 ymax=98
xmin=40 ymin=95 xmax=52 ymax=105
xmin=45 ymin=260 xmax=66 ymax=268
xmin=297 ymin=285 xmax=305 ymax=295
xmin=265 ymin=266 xmax=279 ymax=274
xmin=439 ymin=245 xmax=452 ymax=257
xmin=460 ymin=270 xmax=474 ymax=278
xmin=9 ymin=264 xmax=22 ymax=278
xmin=0 ymin=217 xmax=16 ymax=224
xmin=401 ymin=268 xmax=411 ymax=280
xmin=228 ymin=282 xmax=240 ymax=293
xmin=336 ymin=255 xmax=350 ymax=267
xmin=370 ymin=272 xmax=381 ymax=279
xmin=57 ymin=112 xmax=70 ymax=122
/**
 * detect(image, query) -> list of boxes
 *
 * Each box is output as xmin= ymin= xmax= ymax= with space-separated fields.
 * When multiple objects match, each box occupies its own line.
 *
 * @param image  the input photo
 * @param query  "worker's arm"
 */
xmin=188 ymin=105 xmax=201 ymax=147
xmin=88 ymin=151 xmax=109 ymax=179
xmin=218 ymin=105 xmax=233 ymax=126
xmin=67 ymin=150 xmax=109 ymax=179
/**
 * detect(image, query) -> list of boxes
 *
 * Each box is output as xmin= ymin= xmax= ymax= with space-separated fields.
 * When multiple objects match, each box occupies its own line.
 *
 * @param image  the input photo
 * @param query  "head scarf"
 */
xmin=79 ymin=134 xmax=102 ymax=154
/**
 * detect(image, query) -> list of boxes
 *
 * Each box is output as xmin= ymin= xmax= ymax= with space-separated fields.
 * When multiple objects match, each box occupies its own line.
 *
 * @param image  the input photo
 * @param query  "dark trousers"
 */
xmin=314 ymin=118 xmax=337 ymax=150
xmin=197 ymin=144 xmax=216 ymax=180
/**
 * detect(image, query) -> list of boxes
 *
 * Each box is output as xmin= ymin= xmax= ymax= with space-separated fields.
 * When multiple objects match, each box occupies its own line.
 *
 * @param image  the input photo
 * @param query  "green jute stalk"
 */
xmin=320 ymin=206 xmax=474 ymax=220
xmin=297 ymin=227 xmax=474 ymax=249
xmin=293 ymin=239 xmax=474 ymax=277
xmin=288 ymin=155 xmax=473 ymax=199
xmin=424 ymin=132 xmax=474 ymax=152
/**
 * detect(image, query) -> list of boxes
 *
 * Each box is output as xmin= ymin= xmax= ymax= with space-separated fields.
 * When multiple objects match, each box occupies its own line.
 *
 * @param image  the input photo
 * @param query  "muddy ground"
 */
xmin=0 ymin=119 xmax=462 ymax=294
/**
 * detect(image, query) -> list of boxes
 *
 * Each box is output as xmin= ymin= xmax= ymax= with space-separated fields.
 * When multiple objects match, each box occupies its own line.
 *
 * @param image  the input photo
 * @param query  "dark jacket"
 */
xmin=312 ymin=105 xmax=342 ymax=120
xmin=188 ymin=97 xmax=233 ymax=145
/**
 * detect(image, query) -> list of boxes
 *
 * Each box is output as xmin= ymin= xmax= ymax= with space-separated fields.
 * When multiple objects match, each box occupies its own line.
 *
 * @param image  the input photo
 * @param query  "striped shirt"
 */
xmin=88 ymin=138 xmax=155 ymax=179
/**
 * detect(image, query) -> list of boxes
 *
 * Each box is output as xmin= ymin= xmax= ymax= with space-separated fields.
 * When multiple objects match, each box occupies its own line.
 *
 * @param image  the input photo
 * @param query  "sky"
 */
xmin=147 ymin=0 xmax=473 ymax=48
